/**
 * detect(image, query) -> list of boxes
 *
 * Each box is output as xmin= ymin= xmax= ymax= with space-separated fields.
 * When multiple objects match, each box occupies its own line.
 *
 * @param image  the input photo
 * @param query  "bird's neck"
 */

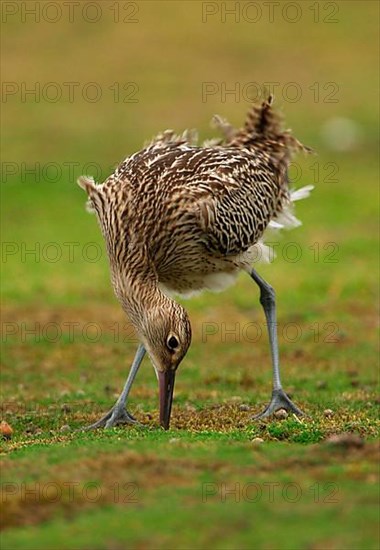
xmin=109 ymin=249 xmax=167 ymax=333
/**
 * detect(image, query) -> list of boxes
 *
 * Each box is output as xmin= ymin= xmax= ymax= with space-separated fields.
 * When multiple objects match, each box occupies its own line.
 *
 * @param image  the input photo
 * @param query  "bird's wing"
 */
xmin=193 ymin=149 xmax=281 ymax=256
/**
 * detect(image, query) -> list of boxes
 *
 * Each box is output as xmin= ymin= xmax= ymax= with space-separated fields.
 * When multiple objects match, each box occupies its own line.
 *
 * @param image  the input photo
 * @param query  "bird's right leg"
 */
xmin=84 ymin=344 xmax=146 ymax=430
xmin=250 ymin=268 xmax=306 ymax=419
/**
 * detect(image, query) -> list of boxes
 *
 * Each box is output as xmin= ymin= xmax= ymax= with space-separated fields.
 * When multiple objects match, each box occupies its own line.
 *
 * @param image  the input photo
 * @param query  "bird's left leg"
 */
xmin=250 ymin=268 xmax=306 ymax=419
xmin=84 ymin=344 xmax=146 ymax=430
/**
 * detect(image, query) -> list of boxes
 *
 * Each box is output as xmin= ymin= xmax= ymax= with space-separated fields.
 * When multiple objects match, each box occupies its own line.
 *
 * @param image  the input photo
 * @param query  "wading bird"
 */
xmin=78 ymin=96 xmax=312 ymax=430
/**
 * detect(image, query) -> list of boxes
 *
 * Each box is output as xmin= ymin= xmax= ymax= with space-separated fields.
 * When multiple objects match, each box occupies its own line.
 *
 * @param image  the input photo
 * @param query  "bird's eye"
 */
xmin=167 ymin=335 xmax=179 ymax=351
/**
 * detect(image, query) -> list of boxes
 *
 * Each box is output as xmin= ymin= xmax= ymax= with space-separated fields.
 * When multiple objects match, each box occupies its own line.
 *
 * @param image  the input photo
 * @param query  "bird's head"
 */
xmin=136 ymin=298 xmax=191 ymax=430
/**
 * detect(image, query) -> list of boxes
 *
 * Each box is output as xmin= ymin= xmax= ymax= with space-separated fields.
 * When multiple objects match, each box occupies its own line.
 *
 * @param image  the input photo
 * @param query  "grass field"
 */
xmin=1 ymin=1 xmax=379 ymax=549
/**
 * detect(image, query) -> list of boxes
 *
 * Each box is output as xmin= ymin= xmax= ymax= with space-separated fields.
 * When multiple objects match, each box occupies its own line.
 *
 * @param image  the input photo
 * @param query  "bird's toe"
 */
xmin=252 ymin=388 xmax=306 ymax=420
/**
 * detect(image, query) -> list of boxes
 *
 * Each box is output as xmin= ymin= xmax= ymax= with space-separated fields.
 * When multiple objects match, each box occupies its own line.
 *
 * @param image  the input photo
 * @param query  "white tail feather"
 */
xmin=254 ymin=184 xmax=314 ymax=265
xmin=275 ymin=209 xmax=302 ymax=229
xmin=290 ymin=184 xmax=314 ymax=202
xmin=268 ymin=220 xmax=284 ymax=229
xmin=270 ymin=184 xmax=314 ymax=231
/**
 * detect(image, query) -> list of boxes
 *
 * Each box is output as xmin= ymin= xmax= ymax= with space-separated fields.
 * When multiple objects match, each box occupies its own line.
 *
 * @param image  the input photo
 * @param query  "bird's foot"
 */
xmin=83 ymin=404 xmax=141 ymax=431
xmin=253 ymin=388 xmax=306 ymax=420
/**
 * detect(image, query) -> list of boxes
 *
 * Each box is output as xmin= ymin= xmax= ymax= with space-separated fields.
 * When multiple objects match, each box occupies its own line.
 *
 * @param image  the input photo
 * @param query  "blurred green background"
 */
xmin=1 ymin=1 xmax=379 ymax=549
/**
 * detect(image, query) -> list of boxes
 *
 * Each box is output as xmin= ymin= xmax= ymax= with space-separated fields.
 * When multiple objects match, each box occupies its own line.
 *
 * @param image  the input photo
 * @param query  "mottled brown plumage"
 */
xmin=78 ymin=97 xmax=312 ymax=430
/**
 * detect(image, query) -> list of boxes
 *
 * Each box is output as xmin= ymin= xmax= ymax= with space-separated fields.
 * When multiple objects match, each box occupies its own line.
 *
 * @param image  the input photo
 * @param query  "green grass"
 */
xmin=1 ymin=2 xmax=379 ymax=549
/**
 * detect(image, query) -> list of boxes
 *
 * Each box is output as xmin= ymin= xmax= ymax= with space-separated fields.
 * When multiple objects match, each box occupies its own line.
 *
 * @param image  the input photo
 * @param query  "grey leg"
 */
xmin=250 ymin=268 xmax=305 ymax=419
xmin=84 ymin=344 xmax=146 ymax=430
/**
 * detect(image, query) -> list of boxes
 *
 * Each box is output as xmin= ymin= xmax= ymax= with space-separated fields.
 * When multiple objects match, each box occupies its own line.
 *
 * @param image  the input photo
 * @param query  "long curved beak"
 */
xmin=158 ymin=370 xmax=176 ymax=430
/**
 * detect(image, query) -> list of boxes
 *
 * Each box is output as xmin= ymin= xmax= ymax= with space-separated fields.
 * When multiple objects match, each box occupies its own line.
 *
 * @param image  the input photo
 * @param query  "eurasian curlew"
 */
xmin=78 ymin=96 xmax=313 ymax=430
